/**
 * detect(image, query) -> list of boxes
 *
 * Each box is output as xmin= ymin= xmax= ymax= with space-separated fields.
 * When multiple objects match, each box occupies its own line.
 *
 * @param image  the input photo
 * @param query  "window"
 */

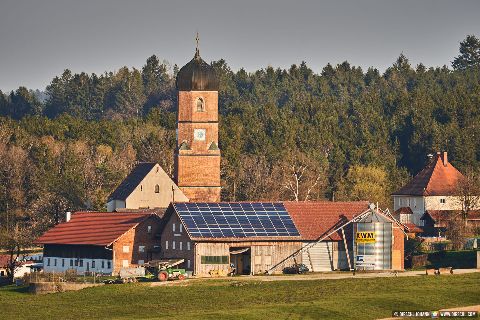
xmin=187 ymin=260 xmax=191 ymax=268
xmin=107 ymin=261 xmax=111 ymax=269
xmin=147 ymin=225 xmax=152 ymax=233
xmin=54 ymin=259 xmax=57 ymax=267
xmin=79 ymin=260 xmax=83 ymax=267
xmin=92 ymin=261 xmax=95 ymax=269
xmin=180 ymin=224 xmax=183 ymax=233
xmin=122 ymin=260 xmax=129 ymax=268
xmin=187 ymin=242 xmax=191 ymax=251
xmin=201 ymin=256 xmax=229 ymax=264
xmin=75 ymin=259 xmax=78 ymax=267
xmin=165 ymin=240 xmax=169 ymax=250
xmin=140 ymin=185 xmax=143 ymax=191
xmin=179 ymin=242 xmax=183 ymax=251
xmin=172 ymin=241 xmax=176 ymax=250
xmin=62 ymin=259 xmax=65 ymax=267
xmin=440 ymin=198 xmax=446 ymax=204
xmin=70 ymin=259 xmax=73 ymax=267
xmin=254 ymin=256 xmax=262 ymax=265
xmin=264 ymin=255 xmax=272 ymax=266
xmin=102 ymin=260 xmax=105 ymax=269
xmin=173 ymin=223 xmax=176 ymax=232
xmin=138 ymin=260 xmax=144 ymax=265
xmin=155 ymin=185 xmax=160 ymax=193
xmin=196 ymin=97 xmax=205 ymax=112
xmin=47 ymin=258 xmax=50 ymax=266
xmin=138 ymin=246 xmax=145 ymax=253
xmin=123 ymin=245 xmax=129 ymax=253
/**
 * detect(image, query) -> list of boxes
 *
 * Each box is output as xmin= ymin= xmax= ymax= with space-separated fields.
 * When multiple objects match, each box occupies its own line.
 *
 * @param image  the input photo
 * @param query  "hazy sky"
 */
xmin=1 ymin=0 xmax=479 ymax=91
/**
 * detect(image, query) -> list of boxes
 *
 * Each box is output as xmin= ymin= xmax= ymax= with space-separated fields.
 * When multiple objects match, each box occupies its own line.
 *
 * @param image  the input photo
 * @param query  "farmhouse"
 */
xmin=35 ymin=211 xmax=163 ymax=275
xmin=107 ymin=162 xmax=188 ymax=212
xmin=392 ymin=151 xmax=469 ymax=225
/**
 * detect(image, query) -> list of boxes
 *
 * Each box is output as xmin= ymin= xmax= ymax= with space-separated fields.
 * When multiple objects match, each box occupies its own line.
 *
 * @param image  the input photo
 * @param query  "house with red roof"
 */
xmin=392 ymin=151 xmax=470 ymax=226
xmin=35 ymin=211 xmax=163 ymax=275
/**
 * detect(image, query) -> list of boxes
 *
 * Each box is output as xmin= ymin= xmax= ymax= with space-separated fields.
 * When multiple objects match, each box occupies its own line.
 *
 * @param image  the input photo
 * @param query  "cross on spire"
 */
xmin=195 ymin=32 xmax=200 ymax=59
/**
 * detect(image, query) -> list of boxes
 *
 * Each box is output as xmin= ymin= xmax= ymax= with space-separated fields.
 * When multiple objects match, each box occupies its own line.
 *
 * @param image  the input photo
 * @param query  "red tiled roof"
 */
xmin=284 ymin=201 xmax=370 ymax=241
xmin=394 ymin=207 xmax=414 ymax=215
xmin=404 ymin=223 xmax=423 ymax=233
xmin=35 ymin=212 xmax=156 ymax=246
xmin=392 ymin=152 xmax=464 ymax=196
xmin=0 ymin=254 xmax=10 ymax=268
xmin=422 ymin=210 xmax=480 ymax=223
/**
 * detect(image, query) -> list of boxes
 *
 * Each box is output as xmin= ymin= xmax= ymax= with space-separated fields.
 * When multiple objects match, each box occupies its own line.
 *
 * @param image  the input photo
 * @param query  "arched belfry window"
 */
xmin=196 ymin=97 xmax=205 ymax=112
xmin=155 ymin=185 xmax=160 ymax=193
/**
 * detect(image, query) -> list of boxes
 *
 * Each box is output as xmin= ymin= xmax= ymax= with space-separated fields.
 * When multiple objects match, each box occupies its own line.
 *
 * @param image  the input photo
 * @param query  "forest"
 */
xmin=0 ymin=35 xmax=479 ymax=239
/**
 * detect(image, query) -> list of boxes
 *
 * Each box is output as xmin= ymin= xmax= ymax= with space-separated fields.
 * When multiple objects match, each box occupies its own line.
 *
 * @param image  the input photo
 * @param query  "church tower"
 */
xmin=174 ymin=40 xmax=221 ymax=202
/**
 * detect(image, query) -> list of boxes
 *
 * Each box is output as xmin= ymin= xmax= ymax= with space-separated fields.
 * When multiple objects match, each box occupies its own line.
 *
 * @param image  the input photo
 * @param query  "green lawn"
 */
xmin=1 ymin=273 xmax=479 ymax=320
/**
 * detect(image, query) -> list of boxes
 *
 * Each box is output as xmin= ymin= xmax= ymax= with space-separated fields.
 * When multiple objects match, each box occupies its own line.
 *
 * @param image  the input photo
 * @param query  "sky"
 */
xmin=0 ymin=0 xmax=479 ymax=92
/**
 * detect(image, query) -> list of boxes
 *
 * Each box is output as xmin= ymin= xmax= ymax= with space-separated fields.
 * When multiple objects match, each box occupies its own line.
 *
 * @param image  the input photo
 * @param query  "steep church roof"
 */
xmin=108 ymin=162 xmax=156 ymax=201
xmin=392 ymin=152 xmax=465 ymax=196
xmin=176 ymin=48 xmax=219 ymax=91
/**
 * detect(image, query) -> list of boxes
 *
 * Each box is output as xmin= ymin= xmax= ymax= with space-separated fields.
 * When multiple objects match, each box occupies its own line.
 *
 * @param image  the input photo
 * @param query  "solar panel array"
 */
xmin=174 ymin=203 xmax=300 ymax=238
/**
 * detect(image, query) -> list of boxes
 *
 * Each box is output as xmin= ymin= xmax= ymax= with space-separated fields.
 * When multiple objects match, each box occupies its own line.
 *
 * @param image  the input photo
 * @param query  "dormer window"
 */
xmin=196 ymin=97 xmax=205 ymax=112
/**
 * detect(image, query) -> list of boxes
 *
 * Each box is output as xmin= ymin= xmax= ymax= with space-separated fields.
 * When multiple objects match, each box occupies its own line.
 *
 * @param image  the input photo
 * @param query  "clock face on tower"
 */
xmin=194 ymin=129 xmax=206 ymax=141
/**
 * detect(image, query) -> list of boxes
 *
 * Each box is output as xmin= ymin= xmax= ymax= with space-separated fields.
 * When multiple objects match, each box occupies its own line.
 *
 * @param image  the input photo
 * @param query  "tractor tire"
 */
xmin=178 ymin=274 xmax=186 ymax=281
xmin=158 ymin=271 xmax=168 ymax=282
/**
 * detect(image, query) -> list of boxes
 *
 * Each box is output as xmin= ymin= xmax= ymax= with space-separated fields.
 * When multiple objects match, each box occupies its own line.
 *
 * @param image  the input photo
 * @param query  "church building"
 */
xmin=174 ymin=46 xmax=221 ymax=202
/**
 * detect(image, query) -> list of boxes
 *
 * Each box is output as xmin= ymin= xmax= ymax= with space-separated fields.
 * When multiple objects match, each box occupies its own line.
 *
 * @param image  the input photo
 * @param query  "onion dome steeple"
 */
xmin=176 ymin=33 xmax=219 ymax=91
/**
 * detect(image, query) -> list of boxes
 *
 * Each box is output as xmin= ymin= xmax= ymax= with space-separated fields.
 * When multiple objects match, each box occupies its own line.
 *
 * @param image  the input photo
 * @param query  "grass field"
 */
xmin=1 ymin=273 xmax=479 ymax=320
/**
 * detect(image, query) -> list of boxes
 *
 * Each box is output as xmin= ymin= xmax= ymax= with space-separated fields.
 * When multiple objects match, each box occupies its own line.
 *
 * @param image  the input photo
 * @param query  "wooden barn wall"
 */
xmin=194 ymin=241 xmax=302 ymax=276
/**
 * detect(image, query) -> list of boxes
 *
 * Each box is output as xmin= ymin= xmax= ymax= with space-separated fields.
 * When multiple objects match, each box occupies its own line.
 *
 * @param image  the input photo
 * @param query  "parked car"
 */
xmin=283 ymin=263 xmax=309 ymax=274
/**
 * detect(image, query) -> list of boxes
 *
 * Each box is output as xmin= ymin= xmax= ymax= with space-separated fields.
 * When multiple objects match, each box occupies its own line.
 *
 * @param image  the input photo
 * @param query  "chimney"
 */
xmin=66 ymin=211 xmax=72 ymax=222
xmin=441 ymin=151 xmax=448 ymax=167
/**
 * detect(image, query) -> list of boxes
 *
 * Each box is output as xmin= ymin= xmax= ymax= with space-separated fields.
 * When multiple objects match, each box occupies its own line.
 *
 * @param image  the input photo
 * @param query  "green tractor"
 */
xmin=145 ymin=259 xmax=187 ymax=281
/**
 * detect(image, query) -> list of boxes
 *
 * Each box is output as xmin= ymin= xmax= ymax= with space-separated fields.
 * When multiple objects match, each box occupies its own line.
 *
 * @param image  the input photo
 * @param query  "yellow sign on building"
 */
xmin=356 ymin=231 xmax=376 ymax=243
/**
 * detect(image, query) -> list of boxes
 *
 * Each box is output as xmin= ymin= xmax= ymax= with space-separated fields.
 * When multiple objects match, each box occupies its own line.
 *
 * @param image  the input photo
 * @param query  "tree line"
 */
xmin=0 ymin=35 xmax=479 ymax=247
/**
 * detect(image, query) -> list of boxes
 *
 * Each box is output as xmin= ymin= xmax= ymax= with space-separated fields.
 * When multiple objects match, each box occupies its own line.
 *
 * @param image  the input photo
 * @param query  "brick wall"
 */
xmin=112 ymin=215 xmax=163 ymax=274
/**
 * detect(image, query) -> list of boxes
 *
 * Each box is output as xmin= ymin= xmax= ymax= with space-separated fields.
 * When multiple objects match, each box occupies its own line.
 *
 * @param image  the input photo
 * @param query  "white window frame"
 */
xmin=173 ymin=223 xmax=176 ymax=232
xmin=147 ymin=225 xmax=152 ymax=233
xmin=165 ymin=240 xmax=169 ymax=250
xmin=187 ymin=260 xmax=191 ymax=268
xmin=123 ymin=245 xmax=129 ymax=253
xmin=187 ymin=242 xmax=191 ymax=251
xmin=180 ymin=224 xmax=183 ymax=233
xmin=138 ymin=245 xmax=145 ymax=253
xmin=172 ymin=241 xmax=176 ymax=250
xmin=179 ymin=242 xmax=183 ymax=251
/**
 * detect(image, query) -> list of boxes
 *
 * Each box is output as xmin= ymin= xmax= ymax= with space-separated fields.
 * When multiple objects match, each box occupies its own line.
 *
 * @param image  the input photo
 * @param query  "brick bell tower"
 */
xmin=174 ymin=38 xmax=221 ymax=202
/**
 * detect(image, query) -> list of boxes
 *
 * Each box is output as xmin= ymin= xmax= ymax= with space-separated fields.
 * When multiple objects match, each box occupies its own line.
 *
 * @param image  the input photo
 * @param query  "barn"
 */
xmin=159 ymin=201 xmax=403 ymax=276
xmin=160 ymin=202 xmax=302 ymax=276
xmin=35 ymin=211 xmax=163 ymax=275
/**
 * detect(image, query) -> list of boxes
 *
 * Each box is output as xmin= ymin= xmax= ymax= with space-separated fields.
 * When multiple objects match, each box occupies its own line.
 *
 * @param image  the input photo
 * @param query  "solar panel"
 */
xmin=174 ymin=202 xmax=300 ymax=238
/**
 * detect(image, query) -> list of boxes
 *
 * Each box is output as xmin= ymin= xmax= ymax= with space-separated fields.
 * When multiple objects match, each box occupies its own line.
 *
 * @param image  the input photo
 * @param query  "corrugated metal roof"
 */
xmin=108 ymin=162 xmax=156 ymax=201
xmin=34 ymin=212 xmax=158 ymax=246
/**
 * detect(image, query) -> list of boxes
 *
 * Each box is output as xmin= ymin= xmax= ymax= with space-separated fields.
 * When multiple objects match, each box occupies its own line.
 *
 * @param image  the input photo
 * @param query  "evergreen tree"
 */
xmin=452 ymin=35 xmax=480 ymax=70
